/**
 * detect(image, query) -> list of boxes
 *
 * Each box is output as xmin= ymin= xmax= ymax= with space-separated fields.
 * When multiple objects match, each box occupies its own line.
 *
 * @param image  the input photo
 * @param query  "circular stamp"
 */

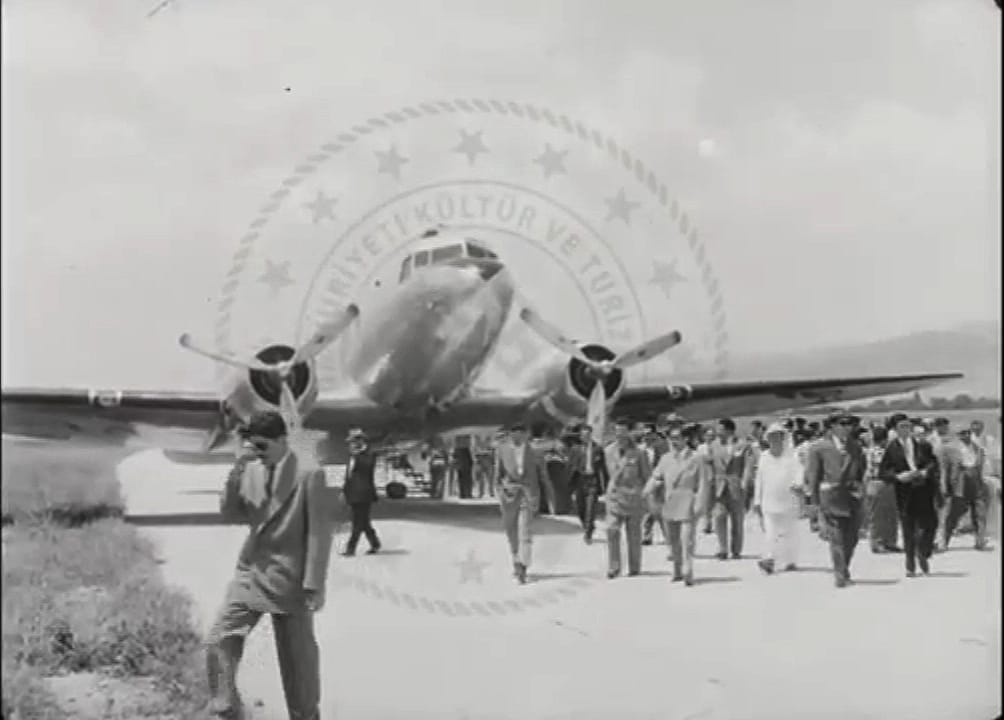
xmin=216 ymin=98 xmax=730 ymax=616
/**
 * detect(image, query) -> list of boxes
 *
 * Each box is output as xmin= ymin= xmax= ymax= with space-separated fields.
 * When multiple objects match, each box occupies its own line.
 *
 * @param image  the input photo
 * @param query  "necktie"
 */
xmin=265 ymin=465 xmax=276 ymax=499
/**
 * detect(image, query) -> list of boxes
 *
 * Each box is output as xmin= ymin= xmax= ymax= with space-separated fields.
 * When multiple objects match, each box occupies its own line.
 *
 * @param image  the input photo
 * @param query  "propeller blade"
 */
xmin=518 ymin=308 xmax=595 ymax=367
xmin=179 ymin=334 xmax=272 ymax=373
xmin=279 ymin=380 xmax=301 ymax=434
xmin=587 ymin=381 xmax=607 ymax=443
xmin=612 ymin=330 xmax=683 ymax=370
xmin=288 ymin=304 xmax=361 ymax=368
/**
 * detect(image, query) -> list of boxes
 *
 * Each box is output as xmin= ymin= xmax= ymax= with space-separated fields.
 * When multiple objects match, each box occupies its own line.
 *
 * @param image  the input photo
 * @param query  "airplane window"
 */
xmin=431 ymin=244 xmax=464 ymax=263
xmin=466 ymin=241 xmax=487 ymax=259
xmin=415 ymin=250 xmax=430 ymax=267
xmin=399 ymin=256 xmax=411 ymax=282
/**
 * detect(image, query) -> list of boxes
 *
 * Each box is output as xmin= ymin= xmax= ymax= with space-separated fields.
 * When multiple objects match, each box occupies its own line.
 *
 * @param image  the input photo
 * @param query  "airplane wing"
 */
xmin=612 ymin=372 xmax=964 ymax=421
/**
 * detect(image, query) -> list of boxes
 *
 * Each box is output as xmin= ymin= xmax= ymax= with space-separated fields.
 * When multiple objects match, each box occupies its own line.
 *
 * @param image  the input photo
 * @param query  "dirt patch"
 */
xmin=46 ymin=672 xmax=179 ymax=720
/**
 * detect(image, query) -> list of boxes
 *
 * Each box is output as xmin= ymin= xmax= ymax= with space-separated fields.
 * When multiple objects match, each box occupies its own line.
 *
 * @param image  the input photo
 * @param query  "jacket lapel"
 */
xmin=259 ymin=453 xmax=299 ymax=533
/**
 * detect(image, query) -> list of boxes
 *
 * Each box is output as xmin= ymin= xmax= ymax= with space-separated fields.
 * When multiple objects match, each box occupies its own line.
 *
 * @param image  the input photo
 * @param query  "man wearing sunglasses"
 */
xmin=206 ymin=411 xmax=334 ymax=720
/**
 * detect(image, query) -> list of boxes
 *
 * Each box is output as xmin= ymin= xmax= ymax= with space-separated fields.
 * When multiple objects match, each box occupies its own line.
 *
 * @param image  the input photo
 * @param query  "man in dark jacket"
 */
xmin=341 ymin=428 xmax=381 ymax=556
xmin=806 ymin=413 xmax=867 ymax=587
xmin=568 ymin=423 xmax=610 ymax=544
xmin=880 ymin=412 xmax=942 ymax=576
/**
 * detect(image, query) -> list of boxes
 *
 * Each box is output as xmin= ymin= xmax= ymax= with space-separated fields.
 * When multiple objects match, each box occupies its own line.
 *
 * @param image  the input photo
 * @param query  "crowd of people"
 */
xmin=441 ymin=411 xmax=1001 ymax=587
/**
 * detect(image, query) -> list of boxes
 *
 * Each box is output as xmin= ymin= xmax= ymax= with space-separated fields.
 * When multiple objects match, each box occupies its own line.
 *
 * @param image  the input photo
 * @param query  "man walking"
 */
xmin=341 ymin=428 xmax=381 ymax=556
xmin=943 ymin=427 xmax=989 ymax=551
xmin=494 ymin=423 xmax=546 ymax=584
xmin=644 ymin=425 xmax=703 ymax=585
xmin=206 ymin=411 xmax=334 ymax=720
xmin=879 ymin=413 xmax=941 ymax=577
xmin=703 ymin=418 xmax=755 ymax=560
xmin=806 ymin=414 xmax=867 ymax=588
xmin=568 ymin=423 xmax=609 ymax=544
xmin=605 ymin=420 xmax=653 ymax=578
xmin=753 ymin=423 xmax=804 ymax=575
xmin=640 ymin=424 xmax=669 ymax=545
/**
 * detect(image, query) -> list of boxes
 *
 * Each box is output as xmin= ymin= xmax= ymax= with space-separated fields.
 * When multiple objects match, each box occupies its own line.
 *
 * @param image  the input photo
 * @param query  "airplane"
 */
xmin=1 ymin=226 xmax=963 ymax=465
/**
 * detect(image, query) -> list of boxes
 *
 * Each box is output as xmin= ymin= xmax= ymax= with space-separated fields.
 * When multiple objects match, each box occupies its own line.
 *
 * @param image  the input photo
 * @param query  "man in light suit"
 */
xmin=206 ymin=411 xmax=335 ymax=720
xmin=702 ymin=418 xmax=755 ymax=560
xmin=494 ymin=422 xmax=546 ymax=584
xmin=644 ymin=425 xmax=704 ymax=585
xmin=341 ymin=428 xmax=381 ymax=556
xmin=806 ymin=414 xmax=867 ymax=587
xmin=605 ymin=419 xmax=653 ymax=578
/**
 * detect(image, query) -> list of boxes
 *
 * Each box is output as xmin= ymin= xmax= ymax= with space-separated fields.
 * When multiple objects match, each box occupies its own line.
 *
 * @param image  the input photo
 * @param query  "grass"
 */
xmin=1 ymin=440 xmax=210 ymax=719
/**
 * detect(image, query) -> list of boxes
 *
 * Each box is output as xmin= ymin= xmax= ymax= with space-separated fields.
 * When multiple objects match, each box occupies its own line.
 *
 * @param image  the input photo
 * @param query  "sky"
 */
xmin=1 ymin=0 xmax=1000 ymax=391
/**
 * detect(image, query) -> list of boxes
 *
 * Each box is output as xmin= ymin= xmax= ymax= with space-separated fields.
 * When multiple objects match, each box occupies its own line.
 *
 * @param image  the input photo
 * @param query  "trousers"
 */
xmin=665 ymin=519 xmax=695 ymax=579
xmin=713 ymin=487 xmax=745 ymax=557
xmin=819 ymin=509 xmax=861 ymax=581
xmin=901 ymin=510 xmax=937 ymax=572
xmin=573 ymin=474 xmax=601 ymax=536
xmin=206 ymin=601 xmax=320 ymax=719
xmin=500 ymin=490 xmax=534 ymax=567
xmin=606 ymin=513 xmax=643 ymax=574
xmin=346 ymin=502 xmax=379 ymax=552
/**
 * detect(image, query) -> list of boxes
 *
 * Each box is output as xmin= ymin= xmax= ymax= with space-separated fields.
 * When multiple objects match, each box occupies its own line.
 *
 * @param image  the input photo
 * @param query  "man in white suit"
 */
xmin=493 ymin=423 xmax=547 ymax=584
xmin=753 ymin=423 xmax=804 ymax=575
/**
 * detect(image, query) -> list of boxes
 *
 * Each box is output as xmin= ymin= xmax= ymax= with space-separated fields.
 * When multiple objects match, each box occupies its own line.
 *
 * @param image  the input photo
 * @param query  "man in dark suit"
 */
xmin=207 ymin=411 xmax=334 ymax=720
xmin=879 ymin=412 xmax=942 ymax=577
xmin=640 ymin=424 xmax=670 ymax=545
xmin=568 ymin=423 xmax=610 ymax=544
xmin=702 ymin=418 xmax=756 ymax=560
xmin=453 ymin=437 xmax=474 ymax=499
xmin=806 ymin=413 xmax=867 ymax=588
xmin=341 ymin=428 xmax=381 ymax=556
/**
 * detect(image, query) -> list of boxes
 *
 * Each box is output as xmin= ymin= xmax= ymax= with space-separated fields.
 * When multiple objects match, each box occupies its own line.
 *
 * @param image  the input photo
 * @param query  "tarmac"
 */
xmin=120 ymin=450 xmax=1002 ymax=720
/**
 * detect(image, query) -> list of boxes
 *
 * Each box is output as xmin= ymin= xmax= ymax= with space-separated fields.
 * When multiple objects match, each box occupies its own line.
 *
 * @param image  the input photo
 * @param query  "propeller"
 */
xmin=519 ymin=306 xmax=683 ymax=440
xmin=180 ymin=303 xmax=360 ymax=441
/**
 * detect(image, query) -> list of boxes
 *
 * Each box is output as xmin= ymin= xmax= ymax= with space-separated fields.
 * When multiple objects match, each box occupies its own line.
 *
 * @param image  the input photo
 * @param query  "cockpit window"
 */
xmin=414 ymin=250 xmax=430 ymax=267
xmin=399 ymin=256 xmax=411 ymax=282
xmin=431 ymin=244 xmax=464 ymax=263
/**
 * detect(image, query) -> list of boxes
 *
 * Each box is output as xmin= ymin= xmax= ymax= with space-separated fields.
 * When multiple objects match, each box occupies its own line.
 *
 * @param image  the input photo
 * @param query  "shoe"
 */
xmin=835 ymin=576 xmax=849 ymax=588
xmin=919 ymin=557 xmax=930 ymax=575
xmin=906 ymin=570 xmax=916 ymax=578
xmin=784 ymin=563 xmax=798 ymax=572
xmin=607 ymin=569 xmax=620 ymax=579
xmin=684 ymin=575 xmax=694 ymax=587
xmin=716 ymin=552 xmax=728 ymax=560
xmin=672 ymin=575 xmax=683 ymax=582
xmin=340 ymin=549 xmax=356 ymax=557
xmin=516 ymin=562 xmax=527 ymax=584
xmin=627 ymin=570 xmax=640 ymax=577
xmin=641 ymin=539 xmax=653 ymax=546
xmin=584 ymin=533 xmax=593 ymax=545
xmin=757 ymin=558 xmax=775 ymax=575
xmin=366 ymin=545 xmax=381 ymax=555
xmin=871 ymin=545 xmax=886 ymax=554
xmin=886 ymin=545 xmax=904 ymax=553
xmin=703 ymin=525 xmax=713 ymax=534
xmin=731 ymin=553 xmax=741 ymax=560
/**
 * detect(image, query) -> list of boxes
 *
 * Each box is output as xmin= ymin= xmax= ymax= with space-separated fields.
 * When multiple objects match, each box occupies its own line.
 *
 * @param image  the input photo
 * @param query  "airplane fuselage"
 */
xmin=346 ymin=256 xmax=514 ymax=414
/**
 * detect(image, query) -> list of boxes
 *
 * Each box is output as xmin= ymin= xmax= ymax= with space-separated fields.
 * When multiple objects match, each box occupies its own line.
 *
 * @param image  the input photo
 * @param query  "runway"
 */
xmin=122 ymin=451 xmax=1001 ymax=720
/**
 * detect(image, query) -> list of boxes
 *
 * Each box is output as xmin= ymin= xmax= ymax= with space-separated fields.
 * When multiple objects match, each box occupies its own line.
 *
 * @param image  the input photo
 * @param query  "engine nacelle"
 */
xmin=536 ymin=343 xmax=627 ymax=423
xmin=221 ymin=344 xmax=320 ymax=425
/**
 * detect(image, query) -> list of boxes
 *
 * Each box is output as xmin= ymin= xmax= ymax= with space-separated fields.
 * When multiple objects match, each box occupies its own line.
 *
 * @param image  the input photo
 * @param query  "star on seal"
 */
xmin=533 ymin=143 xmax=568 ymax=179
xmin=604 ymin=188 xmax=640 ymax=224
xmin=259 ymin=259 xmax=294 ymax=293
xmin=650 ymin=258 xmax=688 ymax=300
xmin=455 ymin=549 xmax=489 ymax=585
xmin=453 ymin=129 xmax=489 ymax=166
xmin=375 ymin=145 xmax=409 ymax=180
xmin=303 ymin=190 xmax=338 ymax=224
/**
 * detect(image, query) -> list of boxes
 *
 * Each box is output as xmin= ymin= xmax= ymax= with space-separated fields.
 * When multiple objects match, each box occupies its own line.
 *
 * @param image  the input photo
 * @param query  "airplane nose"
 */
xmin=478 ymin=259 xmax=504 ymax=281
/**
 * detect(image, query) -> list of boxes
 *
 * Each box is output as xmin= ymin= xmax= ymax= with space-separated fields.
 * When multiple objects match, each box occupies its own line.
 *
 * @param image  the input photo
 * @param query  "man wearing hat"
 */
xmin=805 ymin=413 xmax=867 ymax=587
xmin=493 ymin=422 xmax=547 ymax=583
xmin=879 ymin=413 xmax=942 ymax=577
xmin=206 ymin=411 xmax=334 ymax=719
xmin=753 ymin=423 xmax=804 ymax=574
xmin=342 ymin=428 xmax=382 ymax=556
